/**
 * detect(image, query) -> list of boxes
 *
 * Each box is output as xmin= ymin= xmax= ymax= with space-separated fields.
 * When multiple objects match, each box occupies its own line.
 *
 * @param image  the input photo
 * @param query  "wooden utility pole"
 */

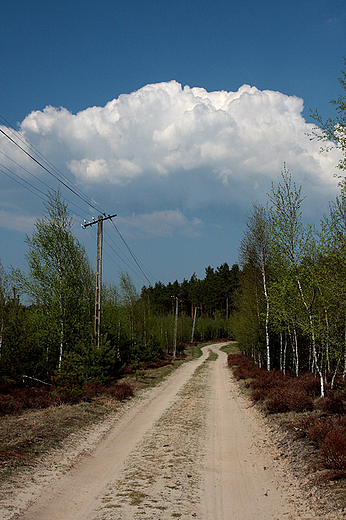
xmin=173 ymin=296 xmax=178 ymax=358
xmin=94 ymin=215 xmax=103 ymax=349
xmin=82 ymin=213 xmax=116 ymax=348
xmin=171 ymin=296 xmax=182 ymax=358
xmin=191 ymin=306 xmax=200 ymax=343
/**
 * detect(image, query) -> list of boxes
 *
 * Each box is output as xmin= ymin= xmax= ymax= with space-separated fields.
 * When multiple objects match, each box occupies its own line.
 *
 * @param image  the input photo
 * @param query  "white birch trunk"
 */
xmin=260 ymin=245 xmax=270 ymax=371
xmin=296 ymin=277 xmax=324 ymax=397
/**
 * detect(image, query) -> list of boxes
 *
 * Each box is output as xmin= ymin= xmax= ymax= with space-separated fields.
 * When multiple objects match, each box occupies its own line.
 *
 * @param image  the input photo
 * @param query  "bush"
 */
xmin=252 ymin=388 xmax=267 ymax=401
xmin=320 ymin=392 xmax=345 ymax=414
xmin=286 ymin=388 xmax=314 ymax=412
xmin=227 ymin=353 xmax=247 ymax=368
xmin=52 ymin=352 xmax=86 ymax=403
xmin=228 ymin=353 xmax=258 ymax=380
xmin=265 ymin=385 xmax=313 ymax=413
xmin=0 ymin=394 xmax=23 ymax=415
xmin=321 ymin=426 xmax=346 ymax=471
xmin=106 ymin=383 xmax=134 ymax=401
xmin=84 ymin=382 xmax=108 ymax=400
xmin=307 ymin=417 xmax=331 ymax=447
xmin=13 ymin=387 xmax=55 ymax=409
xmin=296 ymin=372 xmax=320 ymax=399
xmin=266 ymin=389 xmax=290 ymax=413
xmin=250 ymin=369 xmax=285 ymax=391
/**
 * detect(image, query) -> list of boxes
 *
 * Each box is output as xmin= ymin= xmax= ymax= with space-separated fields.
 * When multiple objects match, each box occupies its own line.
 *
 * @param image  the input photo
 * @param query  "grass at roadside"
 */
xmin=220 ymin=341 xmax=238 ymax=356
xmin=227 ymin=350 xmax=346 ymax=480
xmin=0 ymin=343 xmax=205 ymax=483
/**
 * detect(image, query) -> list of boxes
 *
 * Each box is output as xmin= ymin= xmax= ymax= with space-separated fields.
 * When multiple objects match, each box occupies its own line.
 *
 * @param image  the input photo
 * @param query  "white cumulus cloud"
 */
xmin=116 ymin=210 xmax=202 ymax=238
xmin=1 ymin=81 xmax=342 ymax=221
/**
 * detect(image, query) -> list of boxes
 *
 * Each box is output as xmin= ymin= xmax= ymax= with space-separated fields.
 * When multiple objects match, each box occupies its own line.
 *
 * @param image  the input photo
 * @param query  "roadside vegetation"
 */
xmin=0 ymin=342 xmax=206 ymax=481
xmin=230 ymin=61 xmax=346 ymax=399
xmin=0 ymin=58 xmax=346 ymax=498
xmin=0 ymin=188 xmax=239 ymax=393
xmin=228 ymin=61 xmax=346 ymax=483
xmin=228 ymin=351 xmax=346 ymax=478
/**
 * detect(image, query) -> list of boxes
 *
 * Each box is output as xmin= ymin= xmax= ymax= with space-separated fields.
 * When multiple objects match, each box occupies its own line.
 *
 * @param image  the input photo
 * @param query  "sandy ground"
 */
xmin=0 ymin=344 xmax=343 ymax=519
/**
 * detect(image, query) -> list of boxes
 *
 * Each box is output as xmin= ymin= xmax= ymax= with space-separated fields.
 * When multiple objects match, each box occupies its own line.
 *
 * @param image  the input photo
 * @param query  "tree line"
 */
xmin=1 ymin=60 xmax=345 ymax=393
xmin=0 ymin=191 xmax=240 ymax=385
xmin=231 ymin=61 xmax=346 ymax=397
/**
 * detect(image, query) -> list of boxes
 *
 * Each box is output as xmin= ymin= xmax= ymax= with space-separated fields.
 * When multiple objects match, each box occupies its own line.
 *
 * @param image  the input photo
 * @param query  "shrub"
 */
xmin=321 ymin=426 xmax=346 ymax=471
xmin=0 ymin=395 xmax=23 ymax=415
xmin=106 ymin=383 xmax=134 ymax=401
xmin=252 ymin=388 xmax=268 ymax=401
xmin=250 ymin=369 xmax=285 ymax=391
xmin=296 ymin=372 xmax=321 ymax=399
xmin=228 ymin=353 xmax=258 ymax=381
xmin=286 ymin=388 xmax=314 ymax=412
xmin=12 ymin=387 xmax=55 ymax=409
xmin=84 ymin=382 xmax=108 ymax=400
xmin=306 ymin=417 xmax=331 ymax=447
xmin=52 ymin=352 xmax=86 ymax=404
xmin=266 ymin=389 xmax=290 ymax=413
xmin=227 ymin=353 xmax=246 ymax=368
xmin=320 ymin=392 xmax=345 ymax=414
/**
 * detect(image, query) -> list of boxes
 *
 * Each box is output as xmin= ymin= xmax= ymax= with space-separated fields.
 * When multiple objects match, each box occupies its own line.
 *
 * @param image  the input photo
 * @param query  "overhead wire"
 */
xmin=0 ymin=149 xmax=90 ymax=218
xmin=0 ymin=115 xmax=156 ymax=286
xmin=0 ymin=114 xmax=103 ymax=214
xmin=85 ymin=225 xmax=142 ymax=283
xmin=0 ymin=126 xmax=105 ymax=216
xmin=109 ymin=219 xmax=155 ymax=286
xmin=103 ymin=230 xmax=148 ymax=282
xmin=0 ymin=165 xmax=48 ymax=202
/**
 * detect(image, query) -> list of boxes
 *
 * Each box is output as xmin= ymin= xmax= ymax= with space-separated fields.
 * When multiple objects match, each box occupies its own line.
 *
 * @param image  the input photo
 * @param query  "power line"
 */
xmin=0 ymin=165 xmax=48 ymax=202
xmin=103 ymin=232 xmax=148 ymax=282
xmin=0 ymin=126 xmax=104 ymax=215
xmin=0 ymin=116 xmax=157 ymax=286
xmin=86 ymin=225 xmax=147 ymax=285
xmin=0 ymin=150 xmax=89 ymax=218
xmin=0 ymin=114 xmax=102 ymax=212
xmin=109 ymin=219 xmax=155 ymax=286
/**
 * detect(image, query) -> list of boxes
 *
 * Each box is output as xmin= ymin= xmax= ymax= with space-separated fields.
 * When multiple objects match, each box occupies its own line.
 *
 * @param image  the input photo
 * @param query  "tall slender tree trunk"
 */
xmin=283 ymin=331 xmax=287 ymax=375
xmin=296 ymin=277 xmax=324 ymax=397
xmin=260 ymin=245 xmax=270 ymax=371
xmin=343 ymin=320 xmax=346 ymax=380
xmin=58 ymin=258 xmax=63 ymax=370
xmin=293 ymin=326 xmax=299 ymax=377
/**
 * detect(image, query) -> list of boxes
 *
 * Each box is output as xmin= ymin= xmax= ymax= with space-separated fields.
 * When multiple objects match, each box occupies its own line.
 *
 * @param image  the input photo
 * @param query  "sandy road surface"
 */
xmin=0 ymin=344 xmax=321 ymax=519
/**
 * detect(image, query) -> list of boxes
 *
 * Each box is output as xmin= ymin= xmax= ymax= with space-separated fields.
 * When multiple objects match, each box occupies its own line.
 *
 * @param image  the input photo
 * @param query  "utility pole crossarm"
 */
xmin=81 ymin=213 xmax=117 ymax=229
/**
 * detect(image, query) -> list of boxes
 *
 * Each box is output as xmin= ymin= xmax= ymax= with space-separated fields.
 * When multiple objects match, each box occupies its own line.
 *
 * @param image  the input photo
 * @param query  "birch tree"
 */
xmin=18 ymin=190 xmax=94 ymax=371
xmin=0 ymin=261 xmax=10 ymax=360
xmin=311 ymin=57 xmax=346 ymax=173
xmin=268 ymin=168 xmax=325 ymax=396
xmin=240 ymin=205 xmax=271 ymax=370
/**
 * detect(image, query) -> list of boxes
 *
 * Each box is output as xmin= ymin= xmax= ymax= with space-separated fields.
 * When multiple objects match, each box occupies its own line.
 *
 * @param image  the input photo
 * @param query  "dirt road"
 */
xmin=0 ymin=344 xmax=321 ymax=519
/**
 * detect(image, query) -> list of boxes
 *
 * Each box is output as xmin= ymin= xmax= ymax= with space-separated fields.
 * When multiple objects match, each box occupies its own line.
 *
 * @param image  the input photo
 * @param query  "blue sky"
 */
xmin=1 ymin=0 xmax=346 ymax=290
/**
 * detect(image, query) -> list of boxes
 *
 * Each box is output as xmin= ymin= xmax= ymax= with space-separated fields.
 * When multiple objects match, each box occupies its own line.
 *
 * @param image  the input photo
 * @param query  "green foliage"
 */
xmin=311 ymin=57 xmax=346 ymax=172
xmin=232 ymin=159 xmax=346 ymax=391
xmin=52 ymin=351 xmax=86 ymax=402
xmin=141 ymin=263 xmax=240 ymax=320
xmin=14 ymin=189 xmax=94 ymax=371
